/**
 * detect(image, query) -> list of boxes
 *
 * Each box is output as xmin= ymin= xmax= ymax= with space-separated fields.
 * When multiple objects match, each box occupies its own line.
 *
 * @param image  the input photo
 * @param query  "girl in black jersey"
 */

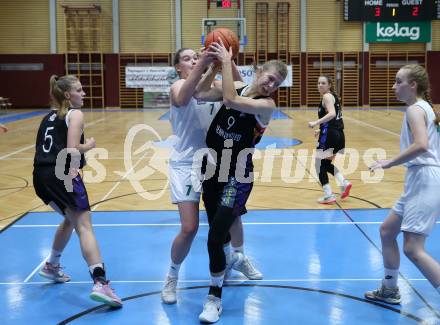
xmin=194 ymin=40 xmax=287 ymax=323
xmin=308 ymin=75 xmax=352 ymax=204
xmin=33 ymin=75 xmax=122 ymax=308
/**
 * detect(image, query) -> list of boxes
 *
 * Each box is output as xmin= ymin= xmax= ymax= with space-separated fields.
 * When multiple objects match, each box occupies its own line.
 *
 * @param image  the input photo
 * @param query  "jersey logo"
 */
xmin=49 ymin=113 xmax=56 ymax=121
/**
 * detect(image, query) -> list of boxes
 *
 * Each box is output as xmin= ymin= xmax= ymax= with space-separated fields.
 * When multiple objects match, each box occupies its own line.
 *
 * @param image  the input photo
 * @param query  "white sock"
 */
xmin=224 ymin=243 xmax=231 ymax=265
xmin=88 ymin=263 xmax=104 ymax=274
xmin=335 ymin=172 xmax=346 ymax=187
xmin=168 ymin=262 xmax=181 ymax=278
xmin=210 ymin=274 xmax=224 ymax=288
xmin=436 ymin=286 xmax=440 ymax=294
xmin=232 ymin=245 xmax=244 ymax=254
xmin=323 ymin=184 xmax=332 ymax=196
xmin=383 ymin=268 xmax=399 ymax=288
xmin=48 ymin=249 xmax=62 ymax=265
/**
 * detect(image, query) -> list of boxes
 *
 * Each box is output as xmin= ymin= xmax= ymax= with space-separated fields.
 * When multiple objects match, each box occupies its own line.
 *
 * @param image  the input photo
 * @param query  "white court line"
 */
xmin=12 ymin=220 xmax=440 ymax=228
xmin=91 ymin=150 xmax=149 ymax=211
xmin=0 ymin=118 xmax=105 ymax=160
xmin=12 ymin=221 xmax=389 ymax=228
xmin=343 ymin=116 xmax=400 ymax=138
xmin=0 ymin=144 xmax=35 ymax=160
xmin=0 ymin=278 xmax=428 ymax=285
xmin=11 ymin=221 xmax=440 ymax=228
xmin=23 ymin=256 xmax=49 ymax=283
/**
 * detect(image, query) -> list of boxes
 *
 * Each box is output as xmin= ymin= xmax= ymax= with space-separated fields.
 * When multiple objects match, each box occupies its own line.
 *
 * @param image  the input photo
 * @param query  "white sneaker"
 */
xmin=161 ymin=275 xmax=177 ymax=304
xmin=199 ymin=295 xmax=222 ymax=323
xmin=232 ymin=252 xmax=263 ymax=280
xmin=224 ymin=252 xmax=239 ymax=279
xmin=317 ymin=194 xmax=336 ymax=204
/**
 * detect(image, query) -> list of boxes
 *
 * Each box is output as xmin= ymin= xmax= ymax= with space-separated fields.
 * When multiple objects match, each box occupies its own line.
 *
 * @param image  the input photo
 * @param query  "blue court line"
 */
xmin=256 ymin=135 xmax=301 ymax=149
xmin=159 ymin=111 xmax=170 ymax=120
xmin=0 ymin=110 xmax=49 ymax=124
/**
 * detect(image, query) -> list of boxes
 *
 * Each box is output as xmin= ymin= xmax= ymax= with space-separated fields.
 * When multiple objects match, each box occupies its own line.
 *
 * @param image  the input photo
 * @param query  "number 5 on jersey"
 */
xmin=43 ymin=127 xmax=54 ymax=153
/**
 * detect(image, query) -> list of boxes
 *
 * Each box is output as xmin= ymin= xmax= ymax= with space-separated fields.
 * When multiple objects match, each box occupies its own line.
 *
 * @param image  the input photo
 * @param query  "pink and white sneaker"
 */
xmin=340 ymin=181 xmax=352 ymax=199
xmin=90 ymin=280 xmax=123 ymax=308
xmin=39 ymin=262 xmax=71 ymax=283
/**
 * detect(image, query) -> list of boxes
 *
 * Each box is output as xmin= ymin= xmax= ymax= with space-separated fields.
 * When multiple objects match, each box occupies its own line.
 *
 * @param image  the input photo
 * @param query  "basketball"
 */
xmin=204 ymin=27 xmax=240 ymax=58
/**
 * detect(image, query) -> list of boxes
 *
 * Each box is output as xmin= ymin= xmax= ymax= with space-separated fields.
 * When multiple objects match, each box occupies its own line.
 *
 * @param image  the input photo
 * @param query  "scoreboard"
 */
xmin=344 ymin=0 xmax=440 ymax=21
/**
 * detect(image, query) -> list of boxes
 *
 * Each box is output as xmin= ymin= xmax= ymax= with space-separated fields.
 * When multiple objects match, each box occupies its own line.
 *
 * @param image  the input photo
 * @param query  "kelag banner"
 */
xmin=365 ymin=21 xmax=431 ymax=43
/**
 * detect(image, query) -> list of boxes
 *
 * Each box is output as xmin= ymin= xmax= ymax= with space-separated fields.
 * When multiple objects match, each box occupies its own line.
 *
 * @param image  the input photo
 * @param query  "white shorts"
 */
xmin=392 ymin=165 xmax=440 ymax=236
xmin=169 ymin=163 xmax=202 ymax=204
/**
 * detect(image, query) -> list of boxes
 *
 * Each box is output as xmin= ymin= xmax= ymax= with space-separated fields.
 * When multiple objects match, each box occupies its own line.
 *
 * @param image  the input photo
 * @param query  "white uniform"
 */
xmin=169 ymin=98 xmax=220 ymax=203
xmin=392 ymin=100 xmax=440 ymax=235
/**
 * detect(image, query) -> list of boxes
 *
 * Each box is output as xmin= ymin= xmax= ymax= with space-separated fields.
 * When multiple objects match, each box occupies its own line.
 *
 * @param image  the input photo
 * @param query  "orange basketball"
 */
xmin=204 ymin=28 xmax=240 ymax=58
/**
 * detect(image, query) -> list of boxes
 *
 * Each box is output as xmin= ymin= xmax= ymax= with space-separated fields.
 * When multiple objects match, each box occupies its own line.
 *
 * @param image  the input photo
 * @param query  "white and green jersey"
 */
xmin=169 ymin=98 xmax=220 ymax=164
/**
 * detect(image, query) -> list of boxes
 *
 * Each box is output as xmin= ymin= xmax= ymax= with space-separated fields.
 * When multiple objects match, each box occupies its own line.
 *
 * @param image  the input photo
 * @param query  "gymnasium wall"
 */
xmin=0 ymin=0 xmax=50 ymax=54
xmin=307 ymin=0 xmax=362 ymax=52
xmin=56 ymin=0 xmax=113 ymax=53
xmin=432 ymin=21 xmax=440 ymax=51
xmin=242 ymin=0 xmax=301 ymax=52
xmin=119 ymin=0 xmax=174 ymax=53
xmin=0 ymin=54 xmax=64 ymax=108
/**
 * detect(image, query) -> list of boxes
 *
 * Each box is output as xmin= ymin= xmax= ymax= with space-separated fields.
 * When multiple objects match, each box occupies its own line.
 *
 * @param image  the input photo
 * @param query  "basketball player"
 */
xmin=194 ymin=40 xmax=287 ymax=323
xmin=308 ymin=75 xmax=351 ymax=204
xmin=33 ymin=75 xmax=122 ymax=308
xmin=161 ymin=48 xmax=262 ymax=305
xmin=365 ymin=64 xmax=440 ymax=304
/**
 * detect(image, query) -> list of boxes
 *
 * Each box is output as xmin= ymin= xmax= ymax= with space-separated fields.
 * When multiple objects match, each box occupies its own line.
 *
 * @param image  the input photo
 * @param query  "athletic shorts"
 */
xmin=317 ymin=127 xmax=345 ymax=155
xmin=169 ymin=163 xmax=202 ymax=204
xmin=392 ymin=165 xmax=440 ymax=236
xmin=202 ymin=176 xmax=253 ymax=220
xmin=33 ymin=166 xmax=90 ymax=215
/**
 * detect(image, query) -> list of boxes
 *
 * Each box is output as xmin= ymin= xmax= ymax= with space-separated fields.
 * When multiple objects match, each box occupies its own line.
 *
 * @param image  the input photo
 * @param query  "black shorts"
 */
xmin=202 ymin=176 xmax=253 ymax=222
xmin=317 ymin=128 xmax=345 ymax=154
xmin=33 ymin=166 xmax=90 ymax=215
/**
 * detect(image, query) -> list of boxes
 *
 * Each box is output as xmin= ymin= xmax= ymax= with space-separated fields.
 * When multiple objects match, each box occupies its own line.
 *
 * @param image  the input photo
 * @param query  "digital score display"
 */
xmin=217 ymin=0 xmax=232 ymax=8
xmin=344 ymin=0 xmax=440 ymax=21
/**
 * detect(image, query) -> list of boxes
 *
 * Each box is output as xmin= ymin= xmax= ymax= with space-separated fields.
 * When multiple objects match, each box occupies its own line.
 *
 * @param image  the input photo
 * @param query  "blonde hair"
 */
xmin=262 ymin=60 xmax=288 ymax=80
xmin=253 ymin=60 xmax=288 ymax=81
xmin=49 ymin=75 xmax=79 ymax=118
xmin=401 ymin=64 xmax=439 ymax=126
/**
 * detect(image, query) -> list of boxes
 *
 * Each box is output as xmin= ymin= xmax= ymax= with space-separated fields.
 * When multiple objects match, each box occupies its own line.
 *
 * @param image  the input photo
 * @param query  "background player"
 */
xmin=308 ymin=75 xmax=351 ymax=204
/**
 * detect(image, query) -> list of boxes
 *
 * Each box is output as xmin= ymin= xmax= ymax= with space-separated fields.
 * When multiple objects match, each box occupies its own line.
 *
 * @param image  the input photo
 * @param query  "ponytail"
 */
xmin=49 ymin=74 xmax=78 ymax=118
xmin=422 ymin=89 xmax=439 ymax=128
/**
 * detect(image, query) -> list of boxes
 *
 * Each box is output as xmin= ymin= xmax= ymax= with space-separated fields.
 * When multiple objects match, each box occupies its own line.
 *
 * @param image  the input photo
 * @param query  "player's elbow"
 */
xmin=415 ymin=140 xmax=429 ymax=153
xmin=193 ymin=91 xmax=202 ymax=100
xmin=419 ymin=143 xmax=429 ymax=153
xmin=222 ymin=97 xmax=235 ymax=108
xmin=193 ymin=91 xmax=206 ymax=102
xmin=174 ymin=97 xmax=191 ymax=107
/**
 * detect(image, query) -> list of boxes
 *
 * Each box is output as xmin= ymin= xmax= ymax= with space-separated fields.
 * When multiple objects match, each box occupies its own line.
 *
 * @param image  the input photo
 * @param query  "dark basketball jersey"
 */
xmin=34 ymin=109 xmax=85 ymax=169
xmin=206 ymin=86 xmax=269 ymax=177
xmin=318 ymin=93 xmax=344 ymax=130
